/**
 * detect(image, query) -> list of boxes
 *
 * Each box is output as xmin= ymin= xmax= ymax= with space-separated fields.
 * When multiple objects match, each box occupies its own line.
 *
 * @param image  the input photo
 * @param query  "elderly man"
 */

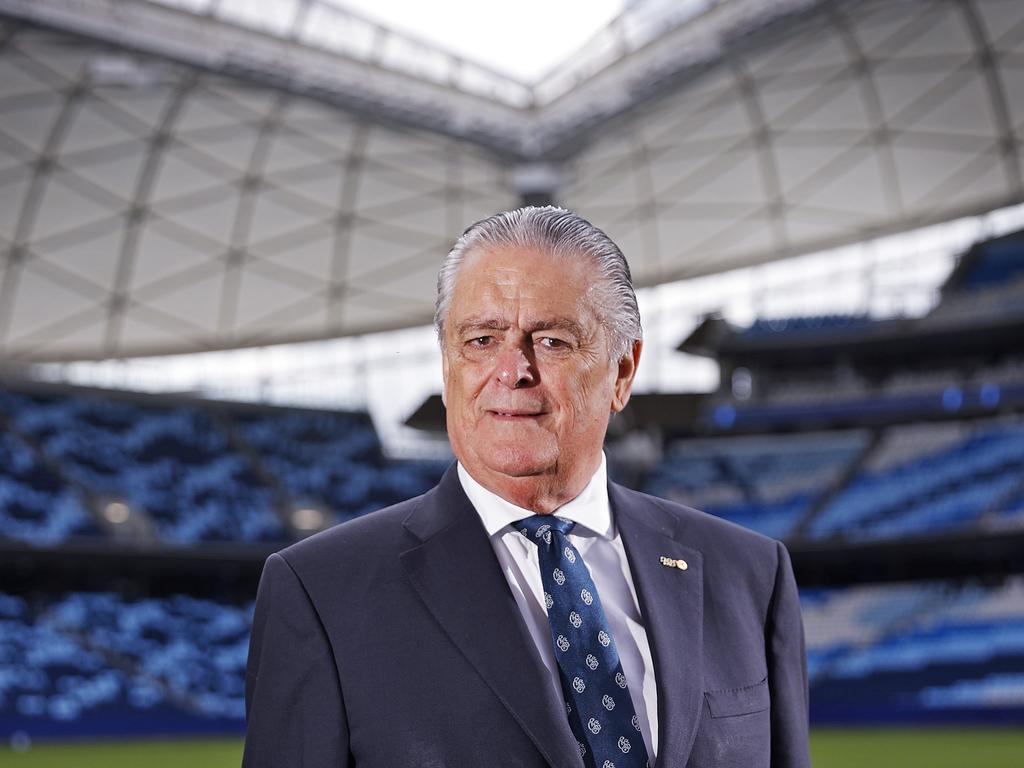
xmin=243 ymin=207 xmax=810 ymax=768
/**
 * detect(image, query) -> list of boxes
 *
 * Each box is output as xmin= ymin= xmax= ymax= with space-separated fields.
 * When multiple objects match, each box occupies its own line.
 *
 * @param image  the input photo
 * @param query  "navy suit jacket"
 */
xmin=243 ymin=465 xmax=810 ymax=767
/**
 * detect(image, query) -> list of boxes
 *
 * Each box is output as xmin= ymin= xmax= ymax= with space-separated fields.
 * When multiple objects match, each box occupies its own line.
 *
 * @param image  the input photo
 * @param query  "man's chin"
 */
xmin=475 ymin=447 xmax=558 ymax=481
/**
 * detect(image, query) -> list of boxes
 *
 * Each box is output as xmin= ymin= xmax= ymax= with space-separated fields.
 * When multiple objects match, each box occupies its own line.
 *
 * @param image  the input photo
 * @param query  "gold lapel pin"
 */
xmin=659 ymin=555 xmax=688 ymax=571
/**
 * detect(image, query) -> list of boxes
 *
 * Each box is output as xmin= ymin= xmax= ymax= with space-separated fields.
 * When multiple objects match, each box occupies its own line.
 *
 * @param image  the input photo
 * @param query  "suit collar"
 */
xmin=454 ymin=457 xmax=614 ymax=539
xmin=401 ymin=463 xmax=467 ymax=541
xmin=611 ymin=483 xmax=705 ymax=768
xmin=401 ymin=465 xmax=584 ymax=768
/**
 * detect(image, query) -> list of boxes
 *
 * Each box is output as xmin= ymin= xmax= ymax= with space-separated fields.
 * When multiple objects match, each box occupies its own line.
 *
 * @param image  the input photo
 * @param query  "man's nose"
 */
xmin=496 ymin=343 xmax=536 ymax=388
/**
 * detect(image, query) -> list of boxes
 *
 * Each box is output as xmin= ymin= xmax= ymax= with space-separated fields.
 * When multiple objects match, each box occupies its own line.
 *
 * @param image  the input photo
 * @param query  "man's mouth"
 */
xmin=488 ymin=409 xmax=543 ymax=419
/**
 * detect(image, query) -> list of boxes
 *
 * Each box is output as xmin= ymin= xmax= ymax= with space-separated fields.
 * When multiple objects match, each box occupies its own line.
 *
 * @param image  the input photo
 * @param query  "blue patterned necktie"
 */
xmin=518 ymin=515 xmax=650 ymax=768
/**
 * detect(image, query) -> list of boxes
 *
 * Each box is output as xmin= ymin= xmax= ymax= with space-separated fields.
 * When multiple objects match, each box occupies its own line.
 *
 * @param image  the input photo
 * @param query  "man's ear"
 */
xmin=440 ymin=348 xmax=449 ymax=408
xmin=611 ymin=339 xmax=642 ymax=413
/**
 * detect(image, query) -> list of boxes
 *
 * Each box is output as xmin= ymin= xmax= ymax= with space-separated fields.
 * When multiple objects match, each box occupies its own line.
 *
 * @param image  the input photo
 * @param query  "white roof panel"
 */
xmin=0 ymin=0 xmax=1021 ymax=360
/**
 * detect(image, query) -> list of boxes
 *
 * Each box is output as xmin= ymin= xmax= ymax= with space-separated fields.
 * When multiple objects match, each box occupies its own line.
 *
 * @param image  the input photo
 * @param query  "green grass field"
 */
xmin=1 ymin=728 xmax=1021 ymax=767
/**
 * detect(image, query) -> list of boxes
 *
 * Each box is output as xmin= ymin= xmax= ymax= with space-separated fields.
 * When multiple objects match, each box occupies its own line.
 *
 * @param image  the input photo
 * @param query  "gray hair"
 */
xmin=434 ymin=206 xmax=642 ymax=361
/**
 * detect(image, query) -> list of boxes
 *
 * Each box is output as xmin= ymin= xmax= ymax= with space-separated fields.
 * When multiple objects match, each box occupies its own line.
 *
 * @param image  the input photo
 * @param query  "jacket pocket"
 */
xmin=704 ymin=677 xmax=769 ymax=718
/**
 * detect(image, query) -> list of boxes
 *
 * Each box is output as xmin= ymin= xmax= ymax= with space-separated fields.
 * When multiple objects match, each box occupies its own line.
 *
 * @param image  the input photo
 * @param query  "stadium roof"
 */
xmin=0 ymin=0 xmax=1022 ymax=361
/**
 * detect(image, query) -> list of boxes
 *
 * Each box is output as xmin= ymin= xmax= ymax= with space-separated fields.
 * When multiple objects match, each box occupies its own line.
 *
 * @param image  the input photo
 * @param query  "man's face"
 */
xmin=442 ymin=246 xmax=639 ymax=503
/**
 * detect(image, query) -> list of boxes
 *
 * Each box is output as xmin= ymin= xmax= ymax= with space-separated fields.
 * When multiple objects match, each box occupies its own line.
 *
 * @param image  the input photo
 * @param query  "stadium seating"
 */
xmin=643 ymin=411 xmax=1024 ymax=543
xmin=2 ymin=351 xmax=1020 ymax=549
xmin=0 ymin=385 xmax=448 ymax=546
xmin=0 ymin=591 xmax=250 ymax=738
xmin=759 ymin=377 xmax=868 ymax=405
xmin=643 ymin=431 xmax=867 ymax=539
xmin=920 ymin=672 xmax=1024 ymax=710
xmin=5 ymin=577 xmax=1021 ymax=738
xmin=809 ymin=417 xmax=1024 ymax=540
xmin=704 ymin=380 xmax=1024 ymax=431
xmin=0 ymin=389 xmax=285 ymax=545
xmin=740 ymin=314 xmax=873 ymax=338
xmin=803 ymin=577 xmax=1024 ymax=723
xmin=227 ymin=408 xmax=446 ymax=524
xmin=0 ymin=428 xmax=99 ymax=544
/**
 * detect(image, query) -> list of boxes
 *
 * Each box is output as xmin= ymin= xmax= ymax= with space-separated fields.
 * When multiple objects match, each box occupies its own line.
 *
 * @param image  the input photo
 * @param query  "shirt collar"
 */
xmin=457 ymin=454 xmax=613 ymax=540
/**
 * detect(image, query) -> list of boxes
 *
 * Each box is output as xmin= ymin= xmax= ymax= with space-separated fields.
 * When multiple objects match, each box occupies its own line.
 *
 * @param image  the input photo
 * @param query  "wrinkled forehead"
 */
xmin=449 ymin=246 xmax=605 ymax=324
xmin=453 ymin=245 xmax=604 ymax=296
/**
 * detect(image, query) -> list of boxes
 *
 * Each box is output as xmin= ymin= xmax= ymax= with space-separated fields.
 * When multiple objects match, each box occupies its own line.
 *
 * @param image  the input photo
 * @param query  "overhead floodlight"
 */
xmin=291 ymin=507 xmax=326 ymax=531
xmin=103 ymin=500 xmax=132 ymax=524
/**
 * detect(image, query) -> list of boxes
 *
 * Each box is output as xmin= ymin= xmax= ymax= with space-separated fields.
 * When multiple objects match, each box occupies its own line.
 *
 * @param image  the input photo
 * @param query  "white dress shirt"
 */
xmin=457 ymin=456 xmax=659 ymax=759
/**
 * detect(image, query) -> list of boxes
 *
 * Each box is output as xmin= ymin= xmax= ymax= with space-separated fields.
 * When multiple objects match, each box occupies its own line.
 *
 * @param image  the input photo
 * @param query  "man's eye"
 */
xmin=467 ymin=336 xmax=492 ymax=347
xmin=538 ymin=337 xmax=568 ymax=349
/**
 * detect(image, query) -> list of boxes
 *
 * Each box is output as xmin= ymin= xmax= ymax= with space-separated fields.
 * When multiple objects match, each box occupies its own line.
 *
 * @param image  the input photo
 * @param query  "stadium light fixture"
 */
xmin=103 ymin=500 xmax=132 ymax=524
xmin=292 ymin=507 xmax=327 ymax=531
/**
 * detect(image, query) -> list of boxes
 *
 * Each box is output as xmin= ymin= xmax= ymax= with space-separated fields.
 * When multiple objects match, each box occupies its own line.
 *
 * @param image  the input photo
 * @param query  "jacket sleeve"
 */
xmin=243 ymin=552 xmax=351 ymax=768
xmin=767 ymin=541 xmax=812 ymax=768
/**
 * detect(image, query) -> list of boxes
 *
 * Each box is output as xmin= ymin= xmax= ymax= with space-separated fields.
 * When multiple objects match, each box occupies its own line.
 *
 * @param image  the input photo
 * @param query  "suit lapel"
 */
xmin=400 ymin=467 xmax=583 ymax=768
xmin=612 ymin=484 xmax=704 ymax=768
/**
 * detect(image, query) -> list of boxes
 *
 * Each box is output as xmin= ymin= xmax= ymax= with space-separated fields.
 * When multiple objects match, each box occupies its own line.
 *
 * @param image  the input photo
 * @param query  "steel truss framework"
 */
xmin=0 ymin=0 xmax=1023 ymax=361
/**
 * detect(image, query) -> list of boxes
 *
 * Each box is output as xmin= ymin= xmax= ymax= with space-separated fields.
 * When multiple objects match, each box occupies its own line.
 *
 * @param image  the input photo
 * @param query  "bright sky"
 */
xmin=340 ymin=0 xmax=624 ymax=81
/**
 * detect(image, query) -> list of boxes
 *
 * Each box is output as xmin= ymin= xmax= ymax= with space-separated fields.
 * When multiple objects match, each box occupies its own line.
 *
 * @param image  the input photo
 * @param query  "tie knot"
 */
xmin=517 ymin=515 xmax=575 ymax=544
